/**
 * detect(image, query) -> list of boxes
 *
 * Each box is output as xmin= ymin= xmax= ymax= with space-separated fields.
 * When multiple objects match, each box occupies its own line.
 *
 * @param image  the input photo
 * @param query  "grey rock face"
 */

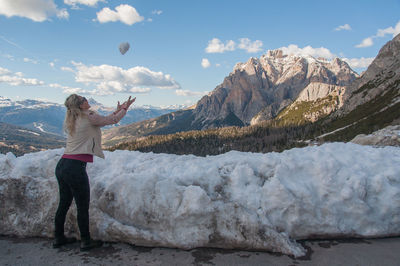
xmin=338 ymin=33 xmax=400 ymax=116
xmin=268 ymin=34 xmax=400 ymax=126
xmin=193 ymin=51 xmax=357 ymax=128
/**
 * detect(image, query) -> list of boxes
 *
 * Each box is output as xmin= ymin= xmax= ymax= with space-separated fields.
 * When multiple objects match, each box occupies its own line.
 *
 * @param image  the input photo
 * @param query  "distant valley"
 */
xmin=0 ymin=122 xmax=65 ymax=156
xmin=0 ymin=97 xmax=182 ymax=136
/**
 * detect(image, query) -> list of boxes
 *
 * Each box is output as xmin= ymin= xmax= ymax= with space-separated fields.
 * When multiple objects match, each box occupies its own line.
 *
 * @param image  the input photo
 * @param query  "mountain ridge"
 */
xmin=0 ymin=97 xmax=181 ymax=136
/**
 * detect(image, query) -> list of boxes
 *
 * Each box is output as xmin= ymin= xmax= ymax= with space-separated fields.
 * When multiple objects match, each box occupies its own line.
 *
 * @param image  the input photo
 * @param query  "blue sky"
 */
xmin=0 ymin=0 xmax=399 ymax=108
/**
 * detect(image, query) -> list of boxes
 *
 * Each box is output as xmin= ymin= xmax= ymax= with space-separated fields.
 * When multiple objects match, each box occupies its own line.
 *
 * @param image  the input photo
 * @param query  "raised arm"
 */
xmin=88 ymin=109 xmax=127 ymax=127
xmin=87 ymin=96 xmax=136 ymax=127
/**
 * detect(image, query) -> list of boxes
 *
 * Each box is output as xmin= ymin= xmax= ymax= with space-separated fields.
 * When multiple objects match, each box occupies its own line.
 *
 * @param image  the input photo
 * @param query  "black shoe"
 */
xmin=53 ymin=236 xmax=77 ymax=248
xmin=80 ymin=239 xmax=103 ymax=251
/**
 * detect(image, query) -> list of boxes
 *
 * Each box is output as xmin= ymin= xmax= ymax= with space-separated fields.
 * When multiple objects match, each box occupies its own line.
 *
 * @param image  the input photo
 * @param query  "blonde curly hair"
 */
xmin=63 ymin=94 xmax=85 ymax=135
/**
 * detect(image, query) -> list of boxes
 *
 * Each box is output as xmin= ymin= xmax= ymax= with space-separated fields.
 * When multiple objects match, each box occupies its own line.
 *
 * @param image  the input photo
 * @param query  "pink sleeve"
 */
xmin=88 ymin=109 xmax=127 ymax=127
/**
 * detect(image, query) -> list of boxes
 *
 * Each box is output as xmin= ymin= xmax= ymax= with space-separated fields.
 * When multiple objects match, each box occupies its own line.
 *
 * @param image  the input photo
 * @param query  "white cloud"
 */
xmin=342 ymin=57 xmax=375 ymax=69
xmin=0 ymin=67 xmax=11 ymax=76
xmin=49 ymin=83 xmax=62 ymax=88
xmin=0 ymin=0 xmax=68 ymax=22
xmin=276 ymin=44 xmax=374 ymax=69
xmin=205 ymin=38 xmax=236 ymax=53
xmin=334 ymin=24 xmax=351 ymax=31
xmin=355 ymin=37 xmax=374 ymax=48
xmin=0 ymin=66 xmax=44 ymax=86
xmin=201 ymin=58 xmax=211 ymax=68
xmin=63 ymin=87 xmax=90 ymax=94
xmin=376 ymin=21 xmax=400 ymax=38
xmin=61 ymin=66 xmax=74 ymax=72
xmin=206 ymin=38 xmax=263 ymax=53
xmin=49 ymin=60 xmax=59 ymax=67
xmin=356 ymin=21 xmax=400 ymax=48
xmin=97 ymin=4 xmax=144 ymax=25
xmin=56 ymin=9 xmax=69 ymax=19
xmin=238 ymin=38 xmax=263 ymax=53
xmin=70 ymin=62 xmax=180 ymax=96
xmin=64 ymin=0 xmax=105 ymax=7
xmin=49 ymin=83 xmax=88 ymax=95
xmin=175 ymin=89 xmax=208 ymax=97
xmin=278 ymin=44 xmax=335 ymax=59
xmin=152 ymin=10 xmax=163 ymax=15
xmin=23 ymin=58 xmax=38 ymax=64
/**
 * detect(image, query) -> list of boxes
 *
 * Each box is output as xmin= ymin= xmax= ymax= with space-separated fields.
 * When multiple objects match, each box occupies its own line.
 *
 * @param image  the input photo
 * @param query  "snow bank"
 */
xmin=1 ymin=143 xmax=400 ymax=257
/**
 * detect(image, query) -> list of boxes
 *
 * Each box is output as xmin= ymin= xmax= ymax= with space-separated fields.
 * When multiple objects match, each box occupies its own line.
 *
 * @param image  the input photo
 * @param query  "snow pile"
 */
xmin=351 ymin=125 xmax=400 ymax=147
xmin=1 ymin=143 xmax=400 ymax=257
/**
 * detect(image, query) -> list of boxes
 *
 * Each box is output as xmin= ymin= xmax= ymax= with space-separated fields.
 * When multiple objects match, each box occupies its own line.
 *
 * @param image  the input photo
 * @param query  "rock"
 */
xmin=351 ymin=125 xmax=400 ymax=147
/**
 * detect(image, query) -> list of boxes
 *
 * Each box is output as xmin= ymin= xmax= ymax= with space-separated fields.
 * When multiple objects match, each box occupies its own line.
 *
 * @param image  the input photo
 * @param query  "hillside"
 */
xmin=102 ymin=109 xmax=196 ymax=147
xmin=0 ymin=122 xmax=65 ymax=156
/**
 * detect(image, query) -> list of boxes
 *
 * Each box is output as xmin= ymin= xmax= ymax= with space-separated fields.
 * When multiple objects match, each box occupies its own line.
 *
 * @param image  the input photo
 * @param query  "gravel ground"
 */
xmin=1 ymin=236 xmax=400 ymax=266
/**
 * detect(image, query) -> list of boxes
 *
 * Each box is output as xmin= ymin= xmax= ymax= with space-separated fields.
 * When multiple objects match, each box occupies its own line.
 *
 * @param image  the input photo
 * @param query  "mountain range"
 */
xmin=0 ymin=97 xmax=181 ymax=136
xmin=196 ymin=50 xmax=357 ymax=127
xmin=101 ymin=45 xmax=360 ymax=146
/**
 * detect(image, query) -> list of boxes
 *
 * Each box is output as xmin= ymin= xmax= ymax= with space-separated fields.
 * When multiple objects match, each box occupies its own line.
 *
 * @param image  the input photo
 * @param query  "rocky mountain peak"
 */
xmin=233 ymin=57 xmax=261 ymax=73
xmin=193 ymin=50 xmax=358 ymax=129
xmin=267 ymin=49 xmax=284 ymax=58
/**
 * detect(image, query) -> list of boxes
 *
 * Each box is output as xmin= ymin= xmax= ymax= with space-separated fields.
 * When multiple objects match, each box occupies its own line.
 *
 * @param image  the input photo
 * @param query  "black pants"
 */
xmin=54 ymin=158 xmax=90 ymax=240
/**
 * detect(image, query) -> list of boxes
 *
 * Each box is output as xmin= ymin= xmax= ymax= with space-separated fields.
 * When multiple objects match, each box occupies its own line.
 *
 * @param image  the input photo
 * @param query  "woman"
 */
xmin=53 ymin=94 xmax=135 ymax=251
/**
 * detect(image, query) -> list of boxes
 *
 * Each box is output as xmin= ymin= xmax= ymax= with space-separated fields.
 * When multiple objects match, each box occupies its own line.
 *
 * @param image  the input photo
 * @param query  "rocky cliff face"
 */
xmin=260 ymin=34 xmax=400 ymax=129
xmin=313 ymin=33 xmax=400 ymax=142
xmin=337 ymin=33 xmax=400 ymax=116
xmin=193 ymin=50 xmax=357 ymax=128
